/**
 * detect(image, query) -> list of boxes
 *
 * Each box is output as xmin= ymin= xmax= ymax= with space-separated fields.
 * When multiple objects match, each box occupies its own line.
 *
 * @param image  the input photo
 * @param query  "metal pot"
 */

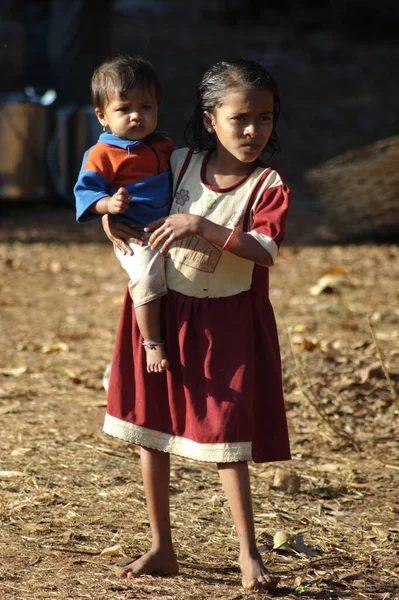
xmin=0 ymin=98 xmax=52 ymax=199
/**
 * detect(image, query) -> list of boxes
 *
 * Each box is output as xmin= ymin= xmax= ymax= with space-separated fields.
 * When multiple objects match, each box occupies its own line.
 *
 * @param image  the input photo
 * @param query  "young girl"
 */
xmin=102 ymin=58 xmax=291 ymax=592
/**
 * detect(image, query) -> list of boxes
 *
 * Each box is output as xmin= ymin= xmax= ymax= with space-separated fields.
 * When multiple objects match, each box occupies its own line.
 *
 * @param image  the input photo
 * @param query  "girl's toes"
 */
xmin=242 ymin=573 xmax=279 ymax=591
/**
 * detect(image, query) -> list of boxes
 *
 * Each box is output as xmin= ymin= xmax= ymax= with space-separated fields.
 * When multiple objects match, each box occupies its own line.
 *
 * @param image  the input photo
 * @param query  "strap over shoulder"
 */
xmin=172 ymin=148 xmax=194 ymax=194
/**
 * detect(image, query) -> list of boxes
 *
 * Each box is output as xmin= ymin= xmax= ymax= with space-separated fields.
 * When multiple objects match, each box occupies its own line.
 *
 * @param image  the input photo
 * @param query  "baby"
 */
xmin=74 ymin=55 xmax=175 ymax=373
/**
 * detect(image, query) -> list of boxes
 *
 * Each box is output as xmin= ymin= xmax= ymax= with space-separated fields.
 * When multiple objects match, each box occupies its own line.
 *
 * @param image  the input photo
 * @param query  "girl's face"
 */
xmin=203 ymin=87 xmax=274 ymax=167
xmin=95 ymin=87 xmax=158 ymax=141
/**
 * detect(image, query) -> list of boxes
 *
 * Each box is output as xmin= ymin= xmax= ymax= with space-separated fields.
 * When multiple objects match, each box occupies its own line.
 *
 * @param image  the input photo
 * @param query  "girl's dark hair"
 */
xmin=184 ymin=58 xmax=281 ymax=156
xmin=91 ymin=55 xmax=162 ymax=110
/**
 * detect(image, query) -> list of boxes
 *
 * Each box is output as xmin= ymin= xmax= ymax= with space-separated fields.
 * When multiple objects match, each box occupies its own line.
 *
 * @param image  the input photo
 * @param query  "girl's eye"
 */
xmin=142 ymin=105 xmax=152 ymax=110
xmin=118 ymin=107 xmax=129 ymax=112
xmin=233 ymin=116 xmax=245 ymax=122
xmin=260 ymin=115 xmax=272 ymax=122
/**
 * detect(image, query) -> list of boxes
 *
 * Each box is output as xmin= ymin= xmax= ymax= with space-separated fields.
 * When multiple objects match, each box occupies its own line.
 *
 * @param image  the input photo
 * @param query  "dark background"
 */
xmin=0 ymin=0 xmax=398 ymax=244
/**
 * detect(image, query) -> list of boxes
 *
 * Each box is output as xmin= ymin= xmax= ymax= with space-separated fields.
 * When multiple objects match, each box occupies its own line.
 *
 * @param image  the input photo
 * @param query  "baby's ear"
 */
xmin=94 ymin=107 xmax=106 ymax=127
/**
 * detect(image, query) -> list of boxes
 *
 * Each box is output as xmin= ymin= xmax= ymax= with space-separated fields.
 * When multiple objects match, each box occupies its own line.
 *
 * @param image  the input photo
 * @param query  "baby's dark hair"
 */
xmin=91 ymin=55 xmax=162 ymax=110
xmin=184 ymin=58 xmax=280 ymax=155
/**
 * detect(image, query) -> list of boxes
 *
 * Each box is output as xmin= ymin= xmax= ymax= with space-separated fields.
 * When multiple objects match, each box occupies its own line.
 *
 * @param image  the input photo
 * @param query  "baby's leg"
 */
xmin=115 ymin=242 xmax=168 ymax=373
xmin=135 ymin=298 xmax=169 ymax=373
xmin=217 ymin=461 xmax=279 ymax=591
xmin=116 ymin=448 xmax=178 ymax=578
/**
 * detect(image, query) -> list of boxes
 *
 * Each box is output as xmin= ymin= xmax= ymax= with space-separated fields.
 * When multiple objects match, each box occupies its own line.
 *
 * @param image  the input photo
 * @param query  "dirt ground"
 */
xmin=0 ymin=3 xmax=399 ymax=597
xmin=0 ymin=200 xmax=398 ymax=600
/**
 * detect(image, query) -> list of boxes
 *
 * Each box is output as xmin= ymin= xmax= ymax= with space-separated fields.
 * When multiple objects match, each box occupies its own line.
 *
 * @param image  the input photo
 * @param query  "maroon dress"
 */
xmin=103 ymin=149 xmax=291 ymax=463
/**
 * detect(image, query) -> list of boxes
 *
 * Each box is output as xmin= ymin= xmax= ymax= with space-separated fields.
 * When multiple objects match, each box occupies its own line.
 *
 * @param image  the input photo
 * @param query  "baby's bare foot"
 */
xmin=240 ymin=551 xmax=279 ymax=592
xmin=115 ymin=548 xmax=178 ymax=579
xmin=143 ymin=342 xmax=169 ymax=373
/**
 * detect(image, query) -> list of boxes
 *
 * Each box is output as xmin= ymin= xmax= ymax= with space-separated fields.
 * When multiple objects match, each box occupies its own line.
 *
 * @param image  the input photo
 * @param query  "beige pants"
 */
xmin=115 ymin=241 xmax=167 ymax=307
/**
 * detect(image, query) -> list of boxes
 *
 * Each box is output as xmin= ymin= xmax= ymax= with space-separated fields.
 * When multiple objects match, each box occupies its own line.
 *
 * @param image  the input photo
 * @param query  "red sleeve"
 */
xmin=152 ymin=135 xmax=177 ymax=173
xmin=162 ymin=136 xmax=178 ymax=155
xmin=251 ymin=176 xmax=291 ymax=249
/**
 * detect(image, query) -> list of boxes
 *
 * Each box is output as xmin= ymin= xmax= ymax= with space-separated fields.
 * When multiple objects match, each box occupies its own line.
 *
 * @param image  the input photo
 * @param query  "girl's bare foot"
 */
xmin=240 ymin=550 xmax=279 ymax=591
xmin=143 ymin=342 xmax=169 ymax=373
xmin=115 ymin=548 xmax=178 ymax=579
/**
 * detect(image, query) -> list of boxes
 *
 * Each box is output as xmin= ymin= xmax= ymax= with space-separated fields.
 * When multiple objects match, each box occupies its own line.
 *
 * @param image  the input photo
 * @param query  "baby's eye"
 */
xmin=233 ymin=116 xmax=245 ymax=122
xmin=142 ymin=104 xmax=153 ymax=110
xmin=260 ymin=115 xmax=272 ymax=121
xmin=117 ymin=107 xmax=129 ymax=112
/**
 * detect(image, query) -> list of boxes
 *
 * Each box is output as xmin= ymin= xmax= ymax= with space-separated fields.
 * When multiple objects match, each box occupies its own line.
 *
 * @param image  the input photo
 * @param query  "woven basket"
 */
xmin=305 ymin=135 xmax=399 ymax=239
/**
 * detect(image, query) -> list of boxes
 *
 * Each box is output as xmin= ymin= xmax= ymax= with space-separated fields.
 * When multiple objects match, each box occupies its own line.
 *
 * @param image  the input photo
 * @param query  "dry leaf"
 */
xmin=301 ymin=338 xmax=320 ymax=351
xmin=317 ymin=463 xmax=340 ymax=473
xmin=376 ymin=330 xmax=399 ymax=341
xmin=86 ymin=400 xmax=107 ymax=407
xmin=62 ymin=530 xmax=75 ymax=543
xmin=127 ymin=444 xmax=140 ymax=456
xmin=41 ymin=342 xmax=69 ymax=353
xmin=100 ymin=544 xmax=126 ymax=557
xmin=0 ymin=366 xmax=27 ymax=377
xmin=11 ymin=447 xmax=32 ymax=457
xmin=291 ymin=534 xmax=322 ymax=556
xmin=64 ymin=369 xmax=82 ymax=385
xmin=293 ymin=575 xmax=303 ymax=587
xmin=359 ymin=362 xmax=384 ymax=384
xmin=310 ymin=274 xmax=344 ymax=296
xmin=0 ymin=470 xmax=24 ymax=478
xmin=273 ymin=531 xmax=321 ymax=556
xmin=273 ymin=468 xmax=301 ymax=494
xmin=340 ymin=320 xmax=359 ymax=330
xmin=0 ymin=400 xmax=21 ymax=414
xmin=273 ymin=530 xmax=292 ymax=551
xmin=290 ymin=323 xmax=307 ymax=333
xmin=292 ymin=336 xmax=321 ymax=352
xmin=319 ymin=265 xmax=347 ymax=276
xmin=372 ymin=526 xmax=389 ymax=540
xmin=284 ymin=574 xmax=304 ymax=588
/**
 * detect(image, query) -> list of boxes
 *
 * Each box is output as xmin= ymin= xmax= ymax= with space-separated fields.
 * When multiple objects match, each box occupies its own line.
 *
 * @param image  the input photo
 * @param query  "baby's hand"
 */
xmin=107 ymin=188 xmax=131 ymax=214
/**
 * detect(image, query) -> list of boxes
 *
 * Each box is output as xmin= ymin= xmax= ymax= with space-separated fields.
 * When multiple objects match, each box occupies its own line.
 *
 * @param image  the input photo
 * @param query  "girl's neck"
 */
xmin=205 ymin=150 xmax=257 ymax=189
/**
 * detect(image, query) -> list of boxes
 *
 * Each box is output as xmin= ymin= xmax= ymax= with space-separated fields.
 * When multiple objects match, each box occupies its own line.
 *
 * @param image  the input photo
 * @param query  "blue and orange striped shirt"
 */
xmin=75 ymin=131 xmax=176 ymax=228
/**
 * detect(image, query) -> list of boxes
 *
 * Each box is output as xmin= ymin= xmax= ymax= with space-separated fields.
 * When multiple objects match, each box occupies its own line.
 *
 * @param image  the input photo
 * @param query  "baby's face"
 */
xmin=97 ymin=87 xmax=158 ymax=141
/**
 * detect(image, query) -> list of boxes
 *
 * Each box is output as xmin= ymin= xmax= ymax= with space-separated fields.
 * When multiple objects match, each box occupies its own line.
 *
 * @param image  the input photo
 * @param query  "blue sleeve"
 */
xmin=74 ymin=150 xmax=111 ymax=223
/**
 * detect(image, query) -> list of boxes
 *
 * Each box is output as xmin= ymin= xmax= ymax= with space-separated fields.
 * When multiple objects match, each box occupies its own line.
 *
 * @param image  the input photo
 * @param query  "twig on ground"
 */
xmin=287 ymin=327 xmax=361 ymax=451
xmin=366 ymin=314 xmax=398 ymax=407
xmin=78 ymin=443 xmax=129 ymax=458
xmin=44 ymin=546 xmax=101 ymax=555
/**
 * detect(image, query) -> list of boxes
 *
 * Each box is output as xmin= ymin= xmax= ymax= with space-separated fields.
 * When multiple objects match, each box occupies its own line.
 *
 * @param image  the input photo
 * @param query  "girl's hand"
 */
xmin=102 ymin=214 xmax=144 ymax=255
xmin=107 ymin=187 xmax=131 ymax=215
xmin=145 ymin=214 xmax=202 ymax=254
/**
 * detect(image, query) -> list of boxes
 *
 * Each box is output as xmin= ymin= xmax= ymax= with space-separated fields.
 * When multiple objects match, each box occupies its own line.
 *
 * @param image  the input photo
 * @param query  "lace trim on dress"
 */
xmin=103 ymin=413 xmax=253 ymax=462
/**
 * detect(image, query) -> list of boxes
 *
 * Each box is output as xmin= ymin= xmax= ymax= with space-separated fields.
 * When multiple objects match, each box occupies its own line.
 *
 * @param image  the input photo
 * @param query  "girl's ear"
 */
xmin=202 ymin=110 xmax=214 ymax=133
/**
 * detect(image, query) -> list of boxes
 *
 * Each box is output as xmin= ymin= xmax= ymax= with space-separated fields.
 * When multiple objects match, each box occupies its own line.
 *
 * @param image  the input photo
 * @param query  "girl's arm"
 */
xmin=145 ymin=214 xmax=273 ymax=266
xmin=146 ymin=178 xmax=290 ymax=266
